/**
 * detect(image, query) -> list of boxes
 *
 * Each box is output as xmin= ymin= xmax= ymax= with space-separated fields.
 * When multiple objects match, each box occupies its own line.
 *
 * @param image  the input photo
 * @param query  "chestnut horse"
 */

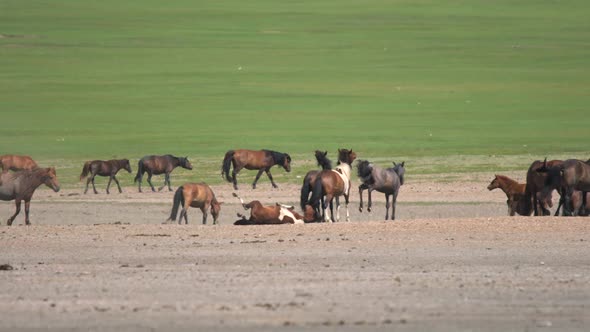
xmin=0 ymin=167 xmax=60 ymax=225
xmin=232 ymin=193 xmax=317 ymax=225
xmin=357 ymin=160 xmax=405 ymax=220
xmin=537 ymin=159 xmax=590 ymax=216
xmin=167 ymin=183 xmax=222 ymax=225
xmin=526 ymin=159 xmax=563 ymax=215
xmin=80 ymin=159 xmax=132 ymax=194
xmin=134 ymin=155 xmax=192 ymax=192
xmin=487 ymin=175 xmax=532 ymax=216
xmin=221 ymin=149 xmax=291 ymax=190
xmin=306 ymin=149 xmax=356 ymax=222
xmin=0 ymin=154 xmax=38 ymax=173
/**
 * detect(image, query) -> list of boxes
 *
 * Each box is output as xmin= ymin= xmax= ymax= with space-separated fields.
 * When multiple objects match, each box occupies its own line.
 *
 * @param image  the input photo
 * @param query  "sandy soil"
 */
xmin=1 ymin=177 xmax=589 ymax=331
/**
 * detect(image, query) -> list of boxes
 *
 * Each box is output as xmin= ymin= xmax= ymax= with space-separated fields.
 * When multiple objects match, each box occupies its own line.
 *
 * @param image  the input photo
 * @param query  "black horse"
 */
xmin=134 ymin=155 xmax=192 ymax=192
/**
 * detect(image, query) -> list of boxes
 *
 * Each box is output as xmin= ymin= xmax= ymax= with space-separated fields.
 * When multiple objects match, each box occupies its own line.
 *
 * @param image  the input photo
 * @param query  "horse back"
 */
xmin=234 ymin=150 xmax=272 ymax=169
xmin=141 ymin=155 xmax=176 ymax=174
xmin=0 ymin=154 xmax=38 ymax=171
xmin=185 ymin=183 xmax=213 ymax=208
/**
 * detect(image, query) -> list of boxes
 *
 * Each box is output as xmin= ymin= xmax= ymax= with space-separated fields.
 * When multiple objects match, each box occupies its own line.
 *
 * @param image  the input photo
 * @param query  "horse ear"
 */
xmin=393 ymin=161 xmax=397 ymax=166
xmin=323 ymin=151 xmax=328 ymax=156
xmin=560 ymin=169 xmax=564 ymax=177
xmin=401 ymin=161 xmax=405 ymax=167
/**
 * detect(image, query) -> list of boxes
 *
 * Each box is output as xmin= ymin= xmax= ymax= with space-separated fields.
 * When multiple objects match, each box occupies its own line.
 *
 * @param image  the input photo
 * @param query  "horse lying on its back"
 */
xmin=233 ymin=193 xmax=317 ymax=225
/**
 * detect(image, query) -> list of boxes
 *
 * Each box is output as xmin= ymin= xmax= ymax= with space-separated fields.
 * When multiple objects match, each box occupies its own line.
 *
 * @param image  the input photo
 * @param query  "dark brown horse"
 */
xmin=0 ymin=167 xmax=60 ymax=225
xmin=167 ymin=183 xmax=222 ymax=225
xmin=300 ymin=150 xmax=332 ymax=210
xmin=233 ymin=193 xmax=317 ymax=225
xmin=221 ymin=149 xmax=291 ymax=190
xmin=134 ymin=155 xmax=192 ymax=192
xmin=357 ymin=160 xmax=405 ymax=220
xmin=0 ymin=154 xmax=38 ymax=173
xmin=487 ymin=175 xmax=532 ymax=216
xmin=80 ymin=159 xmax=132 ymax=194
xmin=537 ymin=159 xmax=590 ymax=216
xmin=526 ymin=159 xmax=563 ymax=215
xmin=305 ymin=149 xmax=356 ymax=222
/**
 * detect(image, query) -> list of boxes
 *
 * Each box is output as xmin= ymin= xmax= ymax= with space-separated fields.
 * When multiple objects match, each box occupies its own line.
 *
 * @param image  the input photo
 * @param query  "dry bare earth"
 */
xmin=1 ymin=175 xmax=589 ymax=331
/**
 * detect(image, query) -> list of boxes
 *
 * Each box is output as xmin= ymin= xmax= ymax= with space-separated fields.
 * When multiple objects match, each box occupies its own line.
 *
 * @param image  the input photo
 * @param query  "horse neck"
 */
xmin=335 ymin=163 xmax=351 ymax=179
xmin=18 ymin=169 xmax=46 ymax=193
xmin=112 ymin=159 xmax=126 ymax=169
xmin=496 ymin=176 xmax=520 ymax=194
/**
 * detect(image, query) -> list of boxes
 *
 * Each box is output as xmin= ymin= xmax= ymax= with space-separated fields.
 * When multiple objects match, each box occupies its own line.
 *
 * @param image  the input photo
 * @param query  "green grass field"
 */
xmin=1 ymin=0 xmax=589 ymax=187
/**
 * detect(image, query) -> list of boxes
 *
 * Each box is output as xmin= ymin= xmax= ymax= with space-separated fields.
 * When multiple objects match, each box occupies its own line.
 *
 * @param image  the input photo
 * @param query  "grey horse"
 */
xmin=357 ymin=160 xmax=405 ymax=220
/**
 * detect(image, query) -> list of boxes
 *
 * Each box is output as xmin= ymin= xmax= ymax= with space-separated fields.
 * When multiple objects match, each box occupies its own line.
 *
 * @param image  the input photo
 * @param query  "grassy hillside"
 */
xmin=1 ymin=0 xmax=589 ymax=186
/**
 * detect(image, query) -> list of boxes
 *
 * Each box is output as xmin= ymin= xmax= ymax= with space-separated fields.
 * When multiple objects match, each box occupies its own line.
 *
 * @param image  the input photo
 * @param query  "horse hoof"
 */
xmin=367 ymin=207 xmax=372 ymax=212
xmin=359 ymin=207 xmax=363 ymax=213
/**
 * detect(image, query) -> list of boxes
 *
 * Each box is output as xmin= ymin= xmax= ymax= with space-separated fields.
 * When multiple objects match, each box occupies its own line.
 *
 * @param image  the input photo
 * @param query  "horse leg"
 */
xmin=384 ymin=193 xmax=390 ymax=220
xmin=7 ymin=199 xmax=21 ymax=226
xmin=335 ymin=196 xmax=340 ymax=222
xmin=391 ymin=190 xmax=399 ymax=221
xmin=24 ymin=200 xmax=31 ymax=225
xmin=252 ymin=169 xmax=265 ymax=189
xmin=137 ymin=171 xmax=144 ymax=192
xmin=533 ymin=192 xmax=539 ymax=216
xmin=84 ymin=177 xmax=92 ymax=194
xmin=563 ymin=189 xmax=574 ymax=216
xmin=201 ymin=207 xmax=208 ymax=225
xmin=147 ymin=172 xmax=156 ymax=192
xmin=178 ymin=208 xmax=189 ymax=224
xmin=231 ymin=163 xmax=242 ymax=190
xmin=344 ymin=192 xmax=350 ymax=222
xmin=113 ymin=176 xmax=123 ymax=193
xmin=581 ymin=192 xmax=588 ymax=216
xmin=265 ymin=169 xmax=278 ymax=188
xmin=106 ymin=176 xmax=113 ymax=195
xmin=158 ymin=173 xmax=168 ymax=191
xmin=367 ymin=188 xmax=373 ymax=212
xmin=91 ymin=175 xmax=98 ymax=194
xmin=167 ymin=173 xmax=173 ymax=192
xmin=358 ymin=184 xmax=367 ymax=212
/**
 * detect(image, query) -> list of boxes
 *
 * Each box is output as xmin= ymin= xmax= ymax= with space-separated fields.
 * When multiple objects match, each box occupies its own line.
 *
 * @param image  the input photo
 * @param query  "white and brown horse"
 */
xmin=233 ymin=193 xmax=316 ymax=225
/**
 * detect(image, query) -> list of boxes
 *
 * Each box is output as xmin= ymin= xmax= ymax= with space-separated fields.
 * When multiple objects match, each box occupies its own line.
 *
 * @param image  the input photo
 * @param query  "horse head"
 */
xmin=393 ymin=161 xmax=406 ymax=185
xmin=338 ymin=148 xmax=357 ymax=165
xmin=123 ymin=159 xmax=132 ymax=173
xmin=314 ymin=150 xmax=332 ymax=170
xmin=282 ymin=153 xmax=292 ymax=172
xmin=42 ymin=167 xmax=60 ymax=192
xmin=536 ymin=157 xmax=549 ymax=173
xmin=487 ymin=175 xmax=500 ymax=191
xmin=180 ymin=156 xmax=193 ymax=170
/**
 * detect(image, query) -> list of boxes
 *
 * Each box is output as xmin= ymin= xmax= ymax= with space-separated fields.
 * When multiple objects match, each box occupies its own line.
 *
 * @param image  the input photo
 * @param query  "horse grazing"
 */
xmin=80 ymin=159 xmax=132 ymax=194
xmin=357 ymin=160 xmax=406 ymax=220
xmin=306 ymin=149 xmax=356 ymax=222
xmin=526 ymin=159 xmax=563 ymax=215
xmin=221 ymin=149 xmax=291 ymax=190
xmin=167 ymin=183 xmax=222 ymax=225
xmin=233 ymin=193 xmax=316 ymax=225
xmin=0 ymin=167 xmax=60 ymax=225
xmin=134 ymin=155 xmax=193 ymax=192
xmin=537 ymin=159 xmax=590 ymax=216
xmin=0 ymin=154 xmax=38 ymax=173
xmin=487 ymin=175 xmax=532 ymax=216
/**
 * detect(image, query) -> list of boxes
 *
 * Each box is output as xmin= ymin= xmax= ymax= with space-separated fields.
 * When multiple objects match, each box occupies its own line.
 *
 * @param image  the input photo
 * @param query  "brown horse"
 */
xmin=306 ymin=149 xmax=356 ymax=222
xmin=487 ymin=175 xmax=532 ymax=216
xmin=526 ymin=159 xmax=563 ymax=215
xmin=134 ymin=155 xmax=193 ymax=192
xmin=0 ymin=154 xmax=38 ymax=173
xmin=221 ymin=149 xmax=291 ymax=190
xmin=300 ymin=150 xmax=332 ymax=210
xmin=167 ymin=183 xmax=222 ymax=225
xmin=80 ymin=159 xmax=132 ymax=194
xmin=537 ymin=159 xmax=590 ymax=216
xmin=0 ymin=167 xmax=60 ymax=225
xmin=233 ymin=193 xmax=317 ymax=225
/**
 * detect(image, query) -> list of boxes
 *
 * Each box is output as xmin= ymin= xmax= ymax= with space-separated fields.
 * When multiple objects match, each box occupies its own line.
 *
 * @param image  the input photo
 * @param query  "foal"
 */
xmin=487 ymin=175 xmax=532 ymax=216
xmin=135 ymin=155 xmax=193 ymax=192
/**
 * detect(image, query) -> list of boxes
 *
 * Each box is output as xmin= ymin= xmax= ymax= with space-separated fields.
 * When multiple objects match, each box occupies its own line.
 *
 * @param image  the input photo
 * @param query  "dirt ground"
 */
xmin=1 ymin=175 xmax=589 ymax=331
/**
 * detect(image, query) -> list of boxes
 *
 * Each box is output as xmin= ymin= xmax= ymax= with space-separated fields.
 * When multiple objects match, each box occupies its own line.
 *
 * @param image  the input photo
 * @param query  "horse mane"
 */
xmin=314 ymin=150 xmax=332 ymax=170
xmin=356 ymin=160 xmax=375 ymax=185
xmin=264 ymin=150 xmax=290 ymax=165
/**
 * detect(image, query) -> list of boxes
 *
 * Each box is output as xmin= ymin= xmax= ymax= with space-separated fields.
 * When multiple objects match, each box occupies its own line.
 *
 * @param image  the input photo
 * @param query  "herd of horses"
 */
xmin=487 ymin=158 xmax=590 ymax=217
xmin=1 ymin=151 xmax=589 ymax=226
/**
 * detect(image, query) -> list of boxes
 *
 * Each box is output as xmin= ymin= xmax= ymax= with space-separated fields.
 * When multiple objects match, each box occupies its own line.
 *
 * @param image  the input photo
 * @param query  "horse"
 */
xmin=232 ymin=193 xmax=317 ymax=225
xmin=357 ymin=160 xmax=406 ymax=220
xmin=300 ymin=150 xmax=333 ymax=210
xmin=221 ymin=149 xmax=291 ymax=190
xmin=305 ymin=149 xmax=356 ymax=222
xmin=0 ymin=154 xmax=38 ymax=173
xmin=487 ymin=175 xmax=532 ymax=216
xmin=0 ymin=167 xmax=60 ymax=225
xmin=537 ymin=159 xmax=590 ymax=216
xmin=525 ymin=159 xmax=563 ymax=215
xmin=134 ymin=155 xmax=193 ymax=192
xmin=167 ymin=183 xmax=222 ymax=225
xmin=79 ymin=159 xmax=132 ymax=194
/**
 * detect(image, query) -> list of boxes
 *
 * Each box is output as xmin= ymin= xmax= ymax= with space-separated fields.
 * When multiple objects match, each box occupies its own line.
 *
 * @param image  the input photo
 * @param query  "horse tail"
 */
xmin=308 ymin=173 xmax=324 ymax=208
xmin=221 ymin=150 xmax=235 ymax=182
xmin=80 ymin=161 xmax=91 ymax=181
xmin=134 ymin=159 xmax=144 ymax=183
xmin=300 ymin=175 xmax=313 ymax=210
xmin=167 ymin=186 xmax=184 ymax=221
